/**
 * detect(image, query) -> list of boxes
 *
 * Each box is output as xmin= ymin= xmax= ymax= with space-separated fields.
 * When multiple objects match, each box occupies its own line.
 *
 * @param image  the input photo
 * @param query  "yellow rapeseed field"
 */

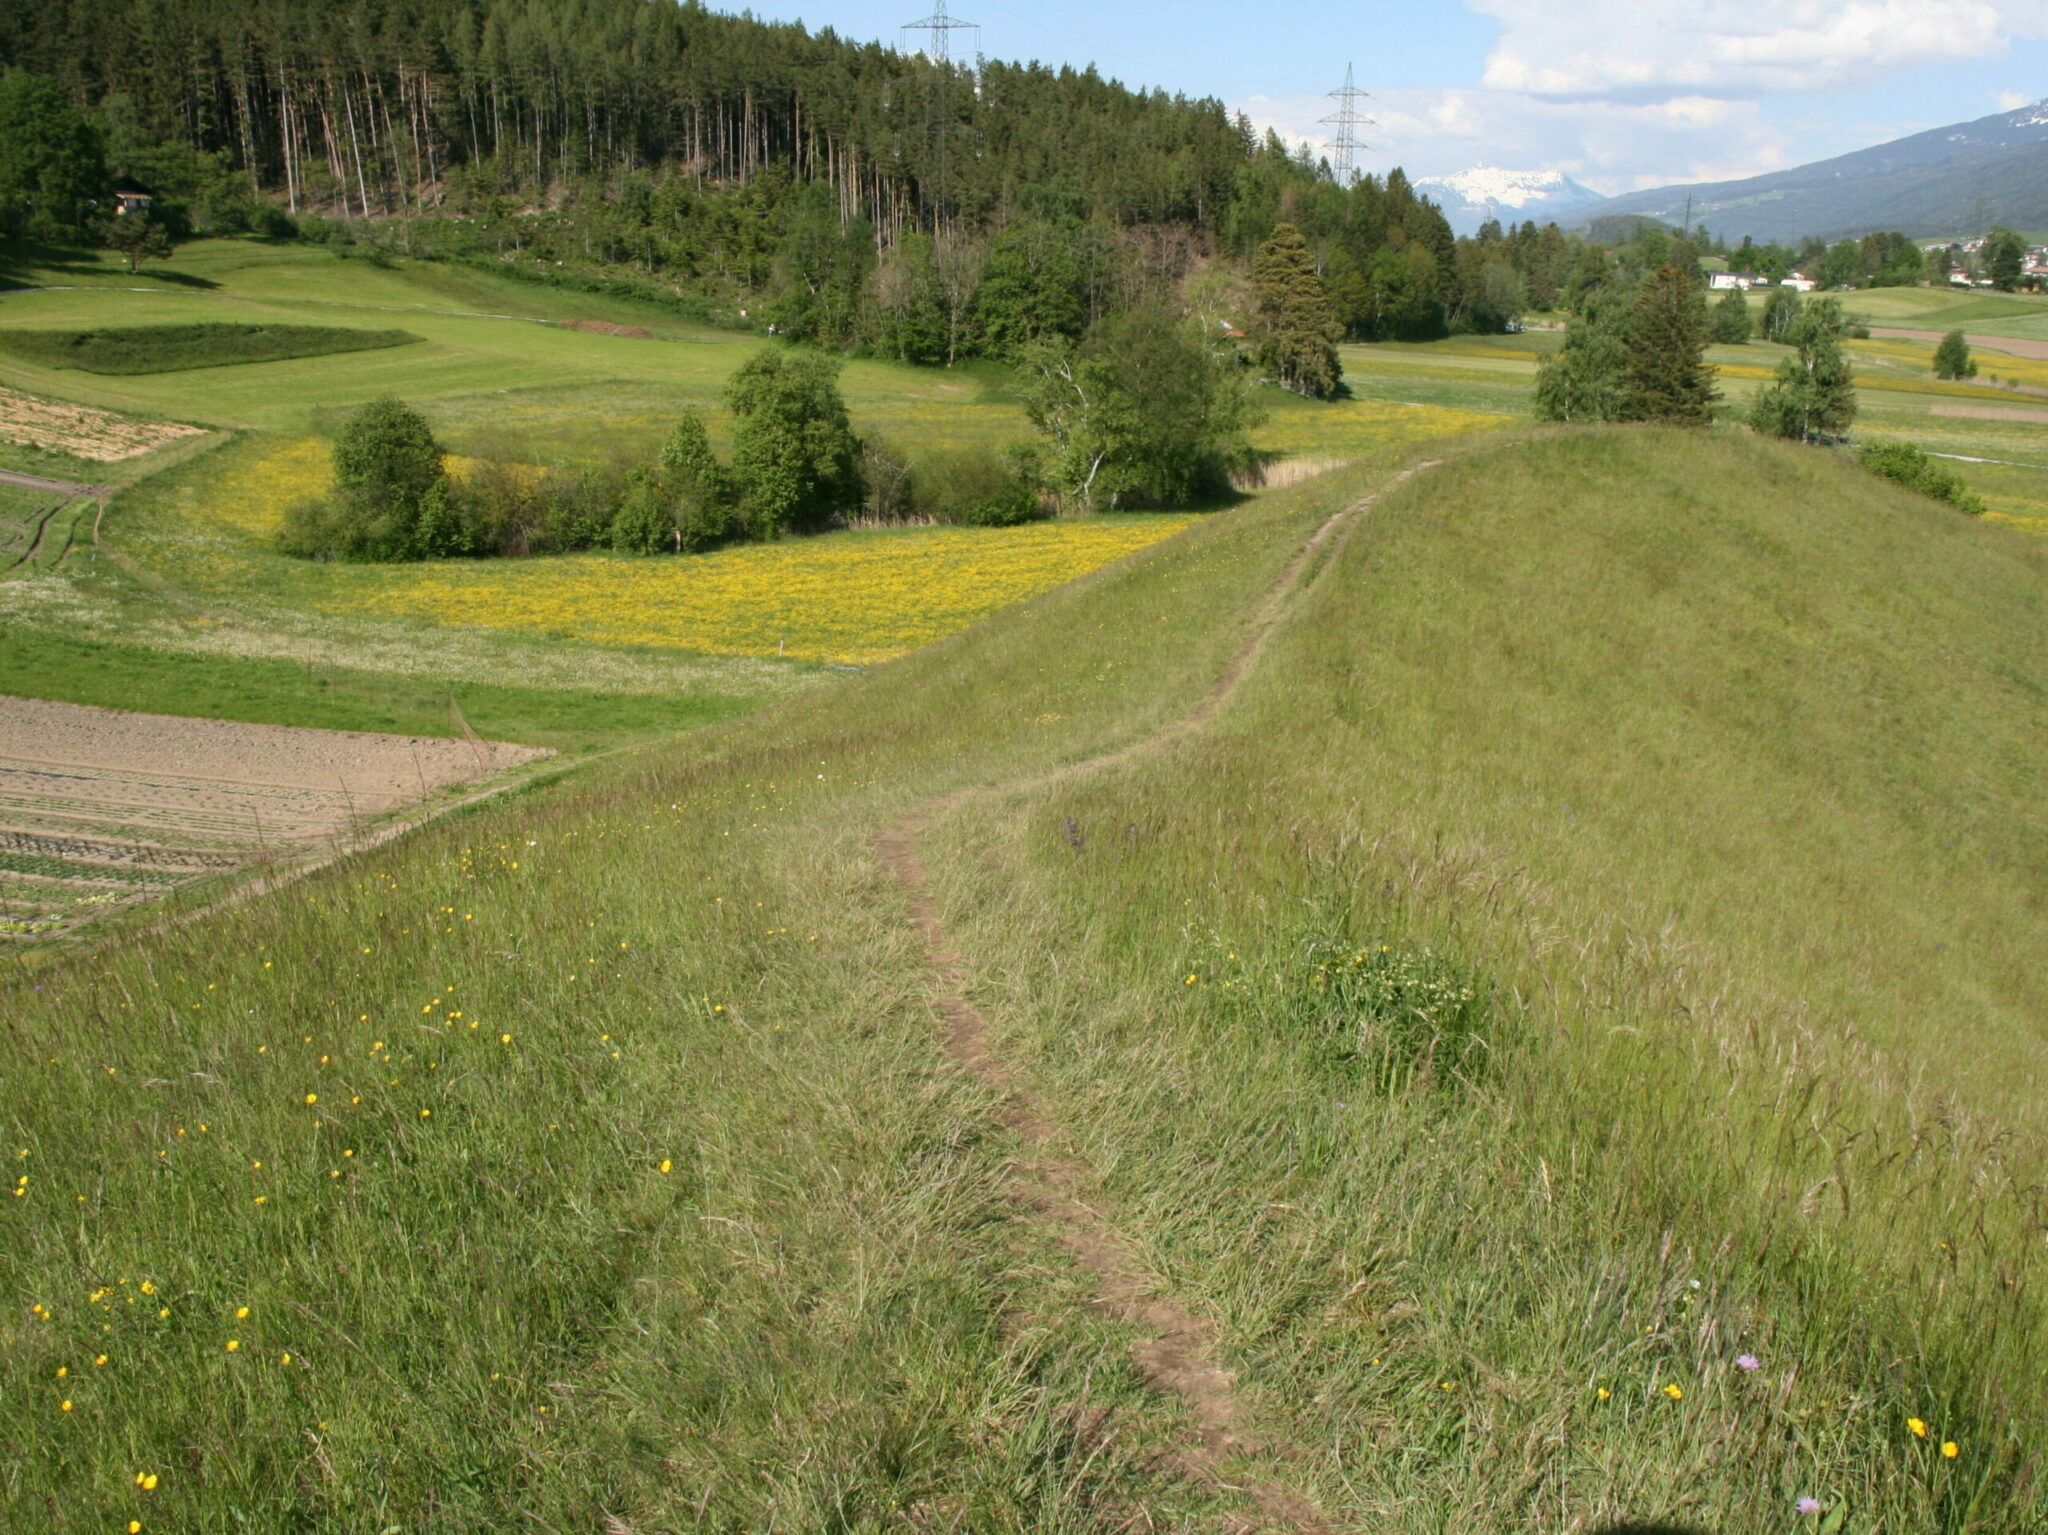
xmin=337 ymin=518 xmax=1199 ymax=664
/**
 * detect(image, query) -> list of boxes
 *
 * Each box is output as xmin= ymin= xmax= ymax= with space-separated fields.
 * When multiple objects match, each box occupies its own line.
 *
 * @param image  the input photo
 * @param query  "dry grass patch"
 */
xmin=0 ymin=385 xmax=206 ymax=462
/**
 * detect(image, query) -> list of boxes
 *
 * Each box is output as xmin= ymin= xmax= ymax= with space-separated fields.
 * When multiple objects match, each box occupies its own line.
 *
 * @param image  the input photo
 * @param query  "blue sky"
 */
xmin=750 ymin=0 xmax=2048 ymax=194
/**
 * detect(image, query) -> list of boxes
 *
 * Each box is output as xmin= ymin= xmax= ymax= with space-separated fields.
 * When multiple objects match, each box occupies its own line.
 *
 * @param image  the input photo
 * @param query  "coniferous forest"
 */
xmin=0 ymin=0 xmax=1511 ymax=349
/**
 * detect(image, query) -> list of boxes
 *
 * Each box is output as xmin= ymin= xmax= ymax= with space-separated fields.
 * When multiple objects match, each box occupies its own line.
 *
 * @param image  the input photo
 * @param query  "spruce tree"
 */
xmin=1933 ymin=329 xmax=1976 ymax=380
xmin=1749 ymin=297 xmax=1857 ymax=444
xmin=1251 ymin=222 xmax=1343 ymax=399
xmin=1622 ymin=264 xmax=1719 ymax=426
xmin=1983 ymin=228 xmax=2026 ymax=293
xmin=1711 ymin=287 xmax=1752 ymax=344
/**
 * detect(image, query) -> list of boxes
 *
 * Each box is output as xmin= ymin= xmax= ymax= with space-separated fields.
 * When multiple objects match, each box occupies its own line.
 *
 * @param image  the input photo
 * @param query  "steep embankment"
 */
xmin=926 ymin=427 xmax=2048 ymax=1529
xmin=6 ymin=427 xmax=2047 ymax=1533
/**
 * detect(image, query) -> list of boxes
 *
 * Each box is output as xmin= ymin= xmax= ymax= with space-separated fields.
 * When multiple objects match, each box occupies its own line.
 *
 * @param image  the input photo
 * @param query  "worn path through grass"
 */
xmin=876 ymin=462 xmax=1440 ymax=1529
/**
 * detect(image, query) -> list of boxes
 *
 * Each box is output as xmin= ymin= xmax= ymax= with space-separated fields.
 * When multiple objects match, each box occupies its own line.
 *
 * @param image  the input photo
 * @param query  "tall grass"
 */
xmin=928 ymin=427 xmax=2048 ymax=1529
xmin=0 ymin=454 xmax=1363 ymax=1531
xmin=7 ymin=427 xmax=2046 ymax=1530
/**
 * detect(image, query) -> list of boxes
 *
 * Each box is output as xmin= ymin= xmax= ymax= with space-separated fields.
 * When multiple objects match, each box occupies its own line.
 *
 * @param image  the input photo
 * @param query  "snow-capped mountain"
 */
xmin=1415 ymin=167 xmax=1604 ymax=236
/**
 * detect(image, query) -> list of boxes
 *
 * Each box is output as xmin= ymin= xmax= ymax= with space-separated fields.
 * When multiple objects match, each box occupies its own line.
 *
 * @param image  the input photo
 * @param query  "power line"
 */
xmin=901 ymin=0 xmax=981 ymax=69
xmin=1319 ymin=63 xmax=1374 ymax=185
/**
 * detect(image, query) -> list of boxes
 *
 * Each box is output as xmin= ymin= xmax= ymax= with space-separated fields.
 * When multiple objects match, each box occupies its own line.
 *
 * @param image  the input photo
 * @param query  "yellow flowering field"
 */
xmin=332 ymin=517 xmax=1198 ymax=664
xmin=118 ymin=434 xmax=1213 ymax=666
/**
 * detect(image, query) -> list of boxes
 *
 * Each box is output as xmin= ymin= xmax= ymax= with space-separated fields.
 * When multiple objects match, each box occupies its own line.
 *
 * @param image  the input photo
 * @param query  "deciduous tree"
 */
xmin=1749 ymin=297 xmax=1856 ymax=444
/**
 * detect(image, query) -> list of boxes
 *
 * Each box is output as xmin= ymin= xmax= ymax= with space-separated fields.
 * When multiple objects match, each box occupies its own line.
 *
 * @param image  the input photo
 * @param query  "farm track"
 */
xmin=0 ymin=467 xmax=113 ymax=499
xmin=876 ymin=460 xmax=1439 ymax=1532
xmin=1 ymin=498 xmax=64 ymax=574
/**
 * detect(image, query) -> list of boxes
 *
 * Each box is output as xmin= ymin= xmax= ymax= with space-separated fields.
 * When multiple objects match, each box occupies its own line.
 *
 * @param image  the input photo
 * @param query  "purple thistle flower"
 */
xmin=1736 ymin=1353 xmax=1761 ymax=1372
xmin=1797 ymin=1497 xmax=1823 ymax=1516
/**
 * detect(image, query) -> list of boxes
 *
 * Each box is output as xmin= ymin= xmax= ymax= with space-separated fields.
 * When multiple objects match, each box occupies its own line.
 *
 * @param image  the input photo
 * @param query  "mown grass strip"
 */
xmin=0 ymin=323 xmax=422 ymax=375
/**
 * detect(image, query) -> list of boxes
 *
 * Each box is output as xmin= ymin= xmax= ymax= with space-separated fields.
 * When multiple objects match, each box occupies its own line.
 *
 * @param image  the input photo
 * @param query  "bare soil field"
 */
xmin=0 ymin=384 xmax=207 ymax=461
xmin=1931 ymin=401 xmax=2048 ymax=425
xmin=0 ymin=695 xmax=544 ymax=941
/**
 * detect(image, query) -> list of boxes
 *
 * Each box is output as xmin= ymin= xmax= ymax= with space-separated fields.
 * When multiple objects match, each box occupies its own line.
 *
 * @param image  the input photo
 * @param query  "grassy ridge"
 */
xmin=0 ymin=451 xmax=1359 ymax=1532
xmin=932 ymin=428 xmax=2048 ymax=1527
xmin=0 ymin=324 xmax=422 ymax=376
xmin=6 ymin=429 xmax=2047 ymax=1530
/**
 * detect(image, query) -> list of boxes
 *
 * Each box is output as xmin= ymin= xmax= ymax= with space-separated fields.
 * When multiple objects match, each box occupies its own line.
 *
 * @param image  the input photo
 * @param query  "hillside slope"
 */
xmin=6 ymin=430 xmax=2048 ymax=1531
xmin=1580 ymin=98 xmax=2048 ymax=241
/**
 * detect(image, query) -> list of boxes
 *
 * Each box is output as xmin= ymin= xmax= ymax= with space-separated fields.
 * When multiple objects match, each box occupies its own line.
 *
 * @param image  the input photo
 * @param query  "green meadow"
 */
xmin=4 ymin=427 xmax=2046 ymax=1531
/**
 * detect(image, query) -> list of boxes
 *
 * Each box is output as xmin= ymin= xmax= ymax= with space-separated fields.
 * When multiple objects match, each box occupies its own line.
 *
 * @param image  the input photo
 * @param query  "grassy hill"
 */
xmin=5 ymin=426 xmax=2045 ymax=1530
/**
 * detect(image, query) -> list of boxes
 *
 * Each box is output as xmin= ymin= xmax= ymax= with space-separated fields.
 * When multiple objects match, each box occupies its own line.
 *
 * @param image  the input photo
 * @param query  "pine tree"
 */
xmin=1933 ymin=329 xmax=1976 ymax=381
xmin=1622 ymin=264 xmax=1718 ymax=426
xmin=1749 ymin=298 xmax=1857 ymax=444
xmin=1251 ymin=222 xmax=1342 ymax=399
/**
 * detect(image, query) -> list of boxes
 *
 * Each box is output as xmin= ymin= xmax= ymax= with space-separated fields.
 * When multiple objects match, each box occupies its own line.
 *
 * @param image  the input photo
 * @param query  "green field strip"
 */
xmin=0 ymin=826 xmax=247 ymax=872
xmin=0 ymin=849 xmax=193 ymax=886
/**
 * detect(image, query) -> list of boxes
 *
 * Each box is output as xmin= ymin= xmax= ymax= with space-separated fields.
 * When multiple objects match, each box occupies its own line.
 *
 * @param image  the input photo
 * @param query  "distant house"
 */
xmin=112 ymin=177 xmax=153 ymax=217
xmin=1949 ymin=270 xmax=1976 ymax=287
xmin=1781 ymin=273 xmax=1817 ymax=293
xmin=1708 ymin=272 xmax=1763 ymax=291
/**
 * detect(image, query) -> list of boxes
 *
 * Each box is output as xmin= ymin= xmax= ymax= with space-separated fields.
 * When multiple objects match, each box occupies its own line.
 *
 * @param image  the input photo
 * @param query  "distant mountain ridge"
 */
xmin=1416 ymin=166 xmax=1603 ymax=236
xmin=1576 ymin=99 xmax=2048 ymax=243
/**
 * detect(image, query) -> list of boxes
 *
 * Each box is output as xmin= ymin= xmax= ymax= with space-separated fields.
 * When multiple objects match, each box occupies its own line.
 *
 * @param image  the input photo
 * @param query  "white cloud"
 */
xmin=1234 ymin=87 xmax=1791 ymax=197
xmin=1996 ymin=89 xmax=2035 ymax=111
xmin=1470 ymin=0 xmax=2048 ymax=99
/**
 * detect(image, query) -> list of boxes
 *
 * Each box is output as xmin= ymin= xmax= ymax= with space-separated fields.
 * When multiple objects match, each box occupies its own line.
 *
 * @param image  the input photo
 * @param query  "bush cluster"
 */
xmin=280 ymin=348 xmax=1051 ymax=564
xmin=1857 ymin=439 xmax=1988 ymax=516
xmin=858 ymin=440 xmax=1044 ymax=527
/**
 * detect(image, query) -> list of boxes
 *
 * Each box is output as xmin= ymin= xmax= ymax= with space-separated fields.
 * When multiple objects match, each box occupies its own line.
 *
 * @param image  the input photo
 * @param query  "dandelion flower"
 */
xmin=235 ymin=1307 xmax=250 ymax=1321
xmin=1596 ymin=1386 xmax=1611 ymax=1401
xmin=130 ymin=1523 xmax=143 ymax=1534
xmin=1908 ymin=1417 xmax=1928 ymax=1438
xmin=137 ymin=1473 xmax=158 ymax=1491
xmin=1663 ymin=1384 xmax=1684 ymax=1401
xmin=94 ymin=1354 xmax=107 ymax=1367
xmin=279 ymin=1353 xmax=292 ymax=1366
xmin=304 ymin=1094 xmax=318 ymax=1106
xmin=59 ymin=1399 xmax=73 ymax=1412
xmin=1943 ymin=1442 xmax=1960 ymax=1460
xmin=225 ymin=1339 xmax=240 ymax=1353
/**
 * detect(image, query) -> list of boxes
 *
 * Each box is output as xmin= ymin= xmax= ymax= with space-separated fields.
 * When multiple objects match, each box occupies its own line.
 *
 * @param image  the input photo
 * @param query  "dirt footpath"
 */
xmin=0 ymin=696 xmax=545 ymax=941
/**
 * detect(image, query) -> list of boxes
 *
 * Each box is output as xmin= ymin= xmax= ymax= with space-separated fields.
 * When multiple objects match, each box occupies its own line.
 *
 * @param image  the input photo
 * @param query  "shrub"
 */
xmin=609 ymin=468 xmax=733 ymax=554
xmin=279 ymin=397 xmax=461 ymax=561
xmin=858 ymin=437 xmax=917 ymax=523
xmin=912 ymin=448 xmax=1043 ymax=528
xmin=1858 ymin=439 xmax=1987 ymax=516
xmin=1293 ymin=938 xmax=1499 ymax=1098
xmin=1934 ymin=329 xmax=1977 ymax=381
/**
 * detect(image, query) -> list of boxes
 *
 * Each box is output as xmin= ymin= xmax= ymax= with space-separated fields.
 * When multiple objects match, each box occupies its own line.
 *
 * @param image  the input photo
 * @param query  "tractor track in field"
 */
xmin=875 ymin=460 xmax=1439 ymax=1533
